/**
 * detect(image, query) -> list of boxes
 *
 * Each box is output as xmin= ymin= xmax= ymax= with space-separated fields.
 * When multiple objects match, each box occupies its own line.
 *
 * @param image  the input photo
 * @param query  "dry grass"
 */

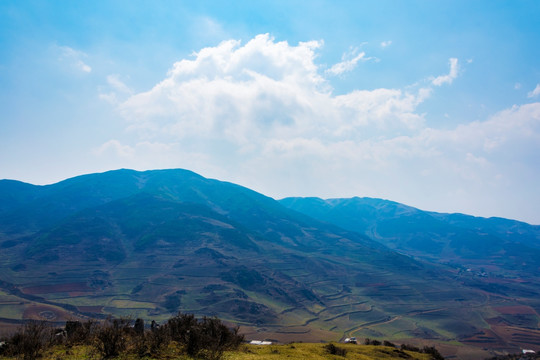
xmin=1 ymin=342 xmax=435 ymax=360
xmin=224 ymin=343 xmax=432 ymax=360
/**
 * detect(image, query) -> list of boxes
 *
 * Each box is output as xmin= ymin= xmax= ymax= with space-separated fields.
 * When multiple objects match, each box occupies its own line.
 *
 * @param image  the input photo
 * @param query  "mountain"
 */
xmin=279 ymin=197 xmax=540 ymax=277
xmin=0 ymin=170 xmax=539 ymax=358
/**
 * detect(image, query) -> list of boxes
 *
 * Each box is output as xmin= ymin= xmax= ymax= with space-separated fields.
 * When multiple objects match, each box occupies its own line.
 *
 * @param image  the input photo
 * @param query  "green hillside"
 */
xmin=279 ymin=196 xmax=540 ymax=275
xmin=0 ymin=169 xmax=539 ymax=358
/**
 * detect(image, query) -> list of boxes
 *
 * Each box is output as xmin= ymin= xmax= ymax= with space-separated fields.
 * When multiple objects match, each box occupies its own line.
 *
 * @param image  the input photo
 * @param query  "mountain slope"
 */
xmin=0 ymin=170 xmax=539 ymax=356
xmin=279 ymin=196 xmax=540 ymax=275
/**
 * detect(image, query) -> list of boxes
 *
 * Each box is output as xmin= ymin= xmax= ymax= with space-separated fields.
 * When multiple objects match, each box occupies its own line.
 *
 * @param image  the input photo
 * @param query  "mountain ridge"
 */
xmin=279 ymin=196 xmax=540 ymax=274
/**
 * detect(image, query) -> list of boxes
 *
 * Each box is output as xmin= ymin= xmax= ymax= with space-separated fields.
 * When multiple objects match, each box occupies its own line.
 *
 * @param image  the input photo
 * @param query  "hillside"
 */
xmin=279 ymin=197 xmax=540 ymax=277
xmin=0 ymin=169 xmax=539 ymax=359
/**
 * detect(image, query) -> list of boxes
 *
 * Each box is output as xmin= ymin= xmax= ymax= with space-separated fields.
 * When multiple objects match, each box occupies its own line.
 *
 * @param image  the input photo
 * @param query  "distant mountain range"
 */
xmin=1 ymin=169 xmax=539 ymax=357
xmin=280 ymin=197 xmax=540 ymax=277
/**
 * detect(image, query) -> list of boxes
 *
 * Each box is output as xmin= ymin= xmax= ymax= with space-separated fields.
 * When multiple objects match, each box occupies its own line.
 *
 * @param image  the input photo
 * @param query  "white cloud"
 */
xmin=380 ymin=40 xmax=392 ymax=48
xmin=79 ymin=62 xmax=92 ymax=73
xmin=99 ymin=75 xmax=133 ymax=105
xmin=251 ymin=102 xmax=540 ymax=218
xmin=335 ymin=87 xmax=432 ymax=129
xmin=99 ymin=92 xmax=118 ymax=105
xmin=528 ymin=84 xmax=540 ymax=98
xmin=432 ymin=58 xmax=459 ymax=86
xmin=93 ymin=140 xmax=135 ymax=158
xmin=57 ymin=45 xmax=92 ymax=73
xmin=119 ymin=34 xmax=425 ymax=145
xmin=326 ymin=47 xmax=372 ymax=76
xmin=107 ymin=75 xmax=132 ymax=94
xmin=103 ymin=34 xmax=540 ymax=223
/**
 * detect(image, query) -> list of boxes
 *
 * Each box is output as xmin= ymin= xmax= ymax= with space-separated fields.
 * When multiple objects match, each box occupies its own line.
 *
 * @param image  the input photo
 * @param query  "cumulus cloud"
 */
xmin=528 ymin=84 xmax=540 ymax=98
xmin=380 ymin=40 xmax=392 ymax=48
xmin=432 ymin=58 xmax=459 ymax=86
xmin=57 ymin=45 xmax=92 ymax=73
xmin=102 ymin=34 xmax=540 ymax=222
xmin=112 ymin=35 xmax=537 ymax=170
xmin=118 ymin=34 xmax=426 ymax=146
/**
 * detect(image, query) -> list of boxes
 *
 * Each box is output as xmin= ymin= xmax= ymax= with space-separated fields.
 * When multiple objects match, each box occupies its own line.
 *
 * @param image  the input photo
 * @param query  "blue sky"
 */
xmin=1 ymin=1 xmax=540 ymax=224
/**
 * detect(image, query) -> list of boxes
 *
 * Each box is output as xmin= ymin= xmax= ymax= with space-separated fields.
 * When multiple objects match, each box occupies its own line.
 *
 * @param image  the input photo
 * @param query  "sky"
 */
xmin=1 ymin=1 xmax=540 ymax=224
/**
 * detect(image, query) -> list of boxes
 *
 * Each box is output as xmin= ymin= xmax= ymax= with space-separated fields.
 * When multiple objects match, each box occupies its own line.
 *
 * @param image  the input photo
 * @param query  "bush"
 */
xmin=364 ymin=338 xmax=381 ymax=346
xmin=65 ymin=319 xmax=98 ymax=345
xmin=3 ymin=320 xmax=54 ymax=360
xmin=168 ymin=312 xmax=198 ymax=344
xmin=401 ymin=343 xmax=420 ymax=352
xmin=383 ymin=340 xmax=396 ymax=347
xmin=324 ymin=343 xmax=347 ymax=356
xmin=422 ymin=345 xmax=445 ymax=360
xmin=93 ymin=317 xmax=132 ymax=358
xmin=185 ymin=316 xmax=244 ymax=360
xmin=164 ymin=312 xmax=243 ymax=360
xmin=398 ymin=344 xmax=444 ymax=359
xmin=138 ymin=322 xmax=170 ymax=357
xmin=0 ymin=312 xmax=244 ymax=360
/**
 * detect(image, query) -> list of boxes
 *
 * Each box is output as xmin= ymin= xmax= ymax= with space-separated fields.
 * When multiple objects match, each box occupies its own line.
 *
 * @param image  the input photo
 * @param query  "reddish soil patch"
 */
xmin=22 ymin=282 xmax=91 ymax=295
xmin=491 ymin=324 xmax=540 ymax=350
xmin=494 ymin=305 xmax=536 ymax=315
xmin=487 ymin=316 xmax=511 ymax=326
xmin=463 ymin=321 xmax=540 ymax=353
xmin=239 ymin=325 xmax=336 ymax=344
xmin=481 ymin=277 xmax=530 ymax=285
xmin=461 ymin=328 xmax=501 ymax=345
xmin=22 ymin=305 xmax=74 ymax=321
xmin=77 ymin=306 xmax=103 ymax=313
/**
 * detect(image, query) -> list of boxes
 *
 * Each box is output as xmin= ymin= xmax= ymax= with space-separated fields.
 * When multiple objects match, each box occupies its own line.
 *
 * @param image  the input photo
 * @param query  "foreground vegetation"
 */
xmin=0 ymin=338 xmax=440 ymax=360
xmin=0 ymin=313 xmax=243 ymax=360
xmin=0 ymin=312 xmax=450 ymax=359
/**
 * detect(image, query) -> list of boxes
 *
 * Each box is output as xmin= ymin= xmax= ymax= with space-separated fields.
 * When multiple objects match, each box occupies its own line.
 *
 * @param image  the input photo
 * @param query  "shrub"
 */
xmin=0 ymin=312 xmax=244 ymax=360
xmin=165 ymin=313 xmax=244 ymax=360
xmin=401 ymin=343 xmax=420 ymax=352
xmin=3 ymin=320 xmax=54 ymax=360
xmin=422 ymin=345 xmax=445 ymax=360
xmin=364 ymin=338 xmax=381 ymax=346
xmin=168 ymin=312 xmax=198 ymax=344
xmin=65 ymin=319 xmax=98 ymax=345
xmin=185 ymin=316 xmax=244 ymax=360
xmin=383 ymin=340 xmax=396 ymax=347
xmin=134 ymin=318 xmax=144 ymax=336
xmin=324 ymin=343 xmax=347 ymax=356
xmin=139 ymin=322 xmax=170 ymax=357
xmin=93 ymin=317 xmax=132 ymax=358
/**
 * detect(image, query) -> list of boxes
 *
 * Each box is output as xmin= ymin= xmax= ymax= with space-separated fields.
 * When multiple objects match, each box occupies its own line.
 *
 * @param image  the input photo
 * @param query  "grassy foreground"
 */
xmin=226 ymin=343 xmax=433 ymax=360
xmin=0 ymin=315 xmax=443 ymax=359
xmin=3 ymin=342 xmax=433 ymax=360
